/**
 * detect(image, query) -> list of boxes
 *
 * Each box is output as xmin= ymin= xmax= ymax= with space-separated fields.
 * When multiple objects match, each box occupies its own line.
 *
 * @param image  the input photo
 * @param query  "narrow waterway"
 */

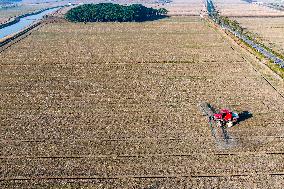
xmin=0 ymin=7 xmax=60 ymax=39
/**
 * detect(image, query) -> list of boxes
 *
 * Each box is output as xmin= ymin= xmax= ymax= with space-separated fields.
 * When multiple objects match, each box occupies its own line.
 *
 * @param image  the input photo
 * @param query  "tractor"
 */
xmin=211 ymin=108 xmax=239 ymax=128
xmin=199 ymin=102 xmax=239 ymax=128
xmin=199 ymin=102 xmax=241 ymax=143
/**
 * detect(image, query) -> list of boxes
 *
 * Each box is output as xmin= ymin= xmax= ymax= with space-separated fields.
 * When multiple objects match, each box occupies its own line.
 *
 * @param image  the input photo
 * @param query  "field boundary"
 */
xmin=1 ymin=172 xmax=284 ymax=181
xmin=1 ymin=151 xmax=284 ymax=159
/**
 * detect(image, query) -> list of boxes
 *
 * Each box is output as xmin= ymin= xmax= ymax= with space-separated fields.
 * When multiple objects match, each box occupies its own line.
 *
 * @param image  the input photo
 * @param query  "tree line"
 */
xmin=65 ymin=3 xmax=168 ymax=22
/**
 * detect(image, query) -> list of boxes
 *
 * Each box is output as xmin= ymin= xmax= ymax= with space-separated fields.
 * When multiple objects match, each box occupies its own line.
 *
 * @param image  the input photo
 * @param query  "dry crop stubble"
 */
xmin=1 ymin=16 xmax=284 ymax=188
xmin=162 ymin=0 xmax=205 ymax=16
xmin=215 ymin=0 xmax=284 ymax=17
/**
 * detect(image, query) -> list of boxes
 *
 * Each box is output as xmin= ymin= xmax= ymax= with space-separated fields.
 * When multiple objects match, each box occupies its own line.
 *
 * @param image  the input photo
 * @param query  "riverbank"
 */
xmin=0 ymin=21 xmax=41 ymax=49
xmin=0 ymin=7 xmax=63 ymax=50
xmin=0 ymin=17 xmax=20 ymax=29
xmin=0 ymin=6 xmax=63 ymax=30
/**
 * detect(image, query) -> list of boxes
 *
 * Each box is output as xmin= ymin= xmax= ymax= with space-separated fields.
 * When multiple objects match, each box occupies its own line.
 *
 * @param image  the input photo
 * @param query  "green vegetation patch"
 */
xmin=268 ymin=61 xmax=284 ymax=78
xmin=65 ymin=3 xmax=168 ymax=22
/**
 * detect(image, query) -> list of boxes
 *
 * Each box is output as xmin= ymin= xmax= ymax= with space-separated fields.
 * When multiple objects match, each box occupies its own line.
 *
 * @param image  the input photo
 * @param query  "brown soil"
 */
xmin=1 ymin=16 xmax=284 ymax=188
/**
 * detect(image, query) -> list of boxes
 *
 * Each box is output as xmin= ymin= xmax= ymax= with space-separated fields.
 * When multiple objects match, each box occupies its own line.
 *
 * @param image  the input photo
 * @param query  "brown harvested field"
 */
xmin=236 ymin=17 xmax=284 ymax=55
xmin=161 ymin=0 xmax=205 ymax=16
xmin=215 ymin=0 xmax=284 ymax=17
xmin=1 ymin=16 xmax=284 ymax=188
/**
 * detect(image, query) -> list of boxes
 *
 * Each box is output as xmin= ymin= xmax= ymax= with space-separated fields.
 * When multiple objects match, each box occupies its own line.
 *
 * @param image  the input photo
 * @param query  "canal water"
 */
xmin=0 ymin=7 xmax=60 ymax=39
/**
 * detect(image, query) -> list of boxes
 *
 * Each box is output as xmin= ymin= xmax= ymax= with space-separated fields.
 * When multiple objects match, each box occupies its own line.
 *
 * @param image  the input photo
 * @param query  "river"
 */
xmin=0 ymin=7 xmax=60 ymax=39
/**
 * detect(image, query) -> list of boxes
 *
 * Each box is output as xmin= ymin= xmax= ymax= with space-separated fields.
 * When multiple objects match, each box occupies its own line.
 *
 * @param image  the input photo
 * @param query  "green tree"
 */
xmin=158 ymin=8 xmax=168 ymax=15
xmin=65 ymin=3 xmax=168 ymax=23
